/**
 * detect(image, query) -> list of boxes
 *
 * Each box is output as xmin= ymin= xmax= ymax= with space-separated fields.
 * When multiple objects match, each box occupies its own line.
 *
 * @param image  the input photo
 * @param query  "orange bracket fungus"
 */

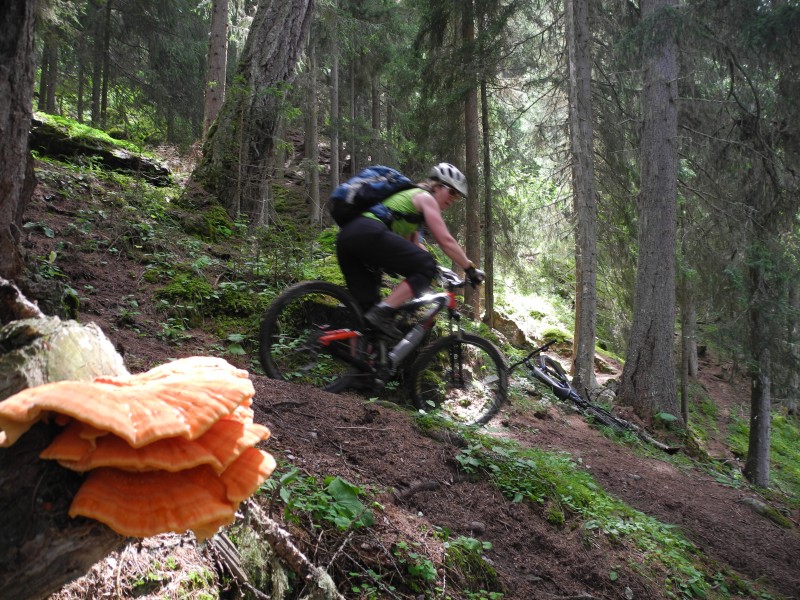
xmin=0 ymin=355 xmax=255 ymax=448
xmin=0 ymin=356 xmax=275 ymax=540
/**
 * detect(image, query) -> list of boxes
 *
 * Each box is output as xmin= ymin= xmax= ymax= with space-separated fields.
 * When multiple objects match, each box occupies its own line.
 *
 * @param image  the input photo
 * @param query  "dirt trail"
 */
xmin=249 ymin=372 xmax=800 ymax=599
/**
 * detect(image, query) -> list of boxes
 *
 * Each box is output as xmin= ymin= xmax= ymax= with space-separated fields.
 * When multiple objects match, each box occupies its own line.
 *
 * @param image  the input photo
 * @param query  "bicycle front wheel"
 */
xmin=258 ymin=281 xmax=367 ymax=392
xmin=539 ymin=355 xmax=573 ymax=399
xmin=409 ymin=333 xmax=508 ymax=426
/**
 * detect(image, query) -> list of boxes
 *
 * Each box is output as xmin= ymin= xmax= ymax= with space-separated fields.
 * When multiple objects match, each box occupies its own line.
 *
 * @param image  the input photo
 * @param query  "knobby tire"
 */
xmin=258 ymin=281 xmax=367 ymax=393
xmin=409 ymin=333 xmax=508 ymax=426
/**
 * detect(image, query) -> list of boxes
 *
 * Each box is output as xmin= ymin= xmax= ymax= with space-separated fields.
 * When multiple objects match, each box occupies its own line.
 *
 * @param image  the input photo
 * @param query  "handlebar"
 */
xmin=435 ymin=265 xmax=485 ymax=290
xmin=436 ymin=265 xmax=466 ymax=290
xmin=507 ymin=338 xmax=560 ymax=373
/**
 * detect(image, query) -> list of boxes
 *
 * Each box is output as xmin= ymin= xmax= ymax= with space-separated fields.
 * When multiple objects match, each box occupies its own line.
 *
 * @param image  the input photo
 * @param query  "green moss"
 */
xmin=441 ymin=536 xmax=502 ymax=595
xmin=546 ymin=503 xmax=566 ymax=526
xmin=272 ymin=183 xmax=308 ymax=217
xmin=201 ymin=204 xmax=235 ymax=241
xmin=35 ymin=112 xmax=152 ymax=156
xmin=155 ymin=273 xmax=216 ymax=321
xmin=156 ymin=273 xmax=214 ymax=301
xmin=305 ymin=255 xmax=346 ymax=286
xmin=214 ymin=281 xmax=256 ymax=316
xmin=540 ymin=326 xmax=570 ymax=344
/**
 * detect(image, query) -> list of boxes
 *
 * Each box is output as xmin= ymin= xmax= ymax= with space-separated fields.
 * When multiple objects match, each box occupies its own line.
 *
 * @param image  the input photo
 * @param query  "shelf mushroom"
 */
xmin=68 ymin=446 xmax=276 ymax=539
xmin=40 ymin=405 xmax=270 ymax=473
xmin=0 ymin=356 xmax=255 ymax=448
xmin=0 ymin=356 xmax=275 ymax=541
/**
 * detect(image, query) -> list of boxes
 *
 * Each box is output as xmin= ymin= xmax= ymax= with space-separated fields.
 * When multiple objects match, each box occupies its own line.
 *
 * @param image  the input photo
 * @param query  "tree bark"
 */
xmin=680 ymin=288 xmax=697 ymax=423
xmin=0 ymin=0 xmax=37 ymax=282
xmin=203 ymin=0 xmax=229 ymax=134
xmin=0 ymin=422 xmax=126 ymax=600
xmin=99 ymin=0 xmax=112 ymax=128
xmin=191 ymin=0 xmax=314 ymax=222
xmin=329 ymin=5 xmax=340 ymax=193
xmin=462 ymin=0 xmax=481 ymax=318
xmin=306 ymin=37 xmax=320 ymax=224
xmin=744 ymin=276 xmax=771 ymax=487
xmin=565 ymin=0 xmax=598 ymax=395
xmin=38 ymin=29 xmax=59 ymax=114
xmin=619 ymin=0 xmax=680 ymax=423
xmin=481 ymin=79 xmax=495 ymax=328
xmin=787 ymin=281 xmax=800 ymax=414
xmin=89 ymin=0 xmax=103 ymax=126
xmin=371 ymin=74 xmax=380 ymax=131
xmin=349 ymin=60 xmax=358 ymax=175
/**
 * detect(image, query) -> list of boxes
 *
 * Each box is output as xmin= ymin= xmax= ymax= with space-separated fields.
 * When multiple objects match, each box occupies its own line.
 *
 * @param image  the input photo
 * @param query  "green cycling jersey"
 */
xmin=362 ymin=188 xmax=424 ymax=238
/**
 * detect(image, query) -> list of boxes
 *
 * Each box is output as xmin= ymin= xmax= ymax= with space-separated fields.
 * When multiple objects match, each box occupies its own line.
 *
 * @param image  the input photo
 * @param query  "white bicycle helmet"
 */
xmin=429 ymin=162 xmax=468 ymax=197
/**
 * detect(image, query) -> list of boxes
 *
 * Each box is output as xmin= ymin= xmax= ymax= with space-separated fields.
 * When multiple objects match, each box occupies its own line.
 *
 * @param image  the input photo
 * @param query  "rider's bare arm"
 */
xmin=413 ymin=192 xmax=471 ymax=269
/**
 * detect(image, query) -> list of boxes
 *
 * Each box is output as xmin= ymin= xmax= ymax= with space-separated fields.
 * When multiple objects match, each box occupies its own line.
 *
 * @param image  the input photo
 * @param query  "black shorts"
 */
xmin=336 ymin=217 xmax=436 ymax=310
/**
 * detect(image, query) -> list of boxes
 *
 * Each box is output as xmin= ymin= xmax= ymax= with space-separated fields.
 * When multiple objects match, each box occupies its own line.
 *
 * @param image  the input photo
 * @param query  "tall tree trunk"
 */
xmin=565 ymin=0 xmax=598 ymax=395
xmin=679 ymin=209 xmax=697 ymax=424
xmin=76 ymin=4 xmax=93 ymax=124
xmin=0 ymin=0 xmax=37 ymax=282
xmin=349 ymin=60 xmax=358 ymax=174
xmin=371 ymin=74 xmax=380 ymax=131
xmin=619 ymin=0 xmax=680 ymax=423
xmin=480 ymin=79 xmax=494 ymax=328
xmin=203 ymin=0 xmax=229 ymax=134
xmin=329 ymin=7 xmax=340 ymax=193
xmin=273 ymin=114 xmax=288 ymax=181
xmin=741 ymin=151 xmax=776 ymax=486
xmin=744 ymin=261 xmax=771 ymax=487
xmin=462 ymin=0 xmax=481 ymax=318
xmin=38 ymin=30 xmax=59 ymax=113
xmin=190 ymin=0 xmax=314 ymax=222
xmin=679 ymin=278 xmax=694 ymax=424
xmin=100 ymin=0 xmax=112 ymax=128
xmin=44 ymin=37 xmax=58 ymax=113
xmin=787 ymin=281 xmax=800 ymax=415
xmin=77 ymin=58 xmax=85 ymax=123
xmin=307 ymin=38 xmax=320 ymax=224
xmin=90 ymin=0 xmax=103 ymax=126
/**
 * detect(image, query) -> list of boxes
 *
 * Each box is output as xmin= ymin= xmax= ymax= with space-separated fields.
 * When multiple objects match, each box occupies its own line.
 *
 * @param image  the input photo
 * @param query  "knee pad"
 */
xmin=406 ymin=255 xmax=437 ymax=296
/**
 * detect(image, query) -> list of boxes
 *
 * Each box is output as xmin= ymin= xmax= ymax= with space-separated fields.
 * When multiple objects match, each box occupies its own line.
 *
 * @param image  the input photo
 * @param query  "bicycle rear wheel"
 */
xmin=258 ymin=281 xmax=368 ymax=392
xmin=409 ymin=333 xmax=508 ymax=426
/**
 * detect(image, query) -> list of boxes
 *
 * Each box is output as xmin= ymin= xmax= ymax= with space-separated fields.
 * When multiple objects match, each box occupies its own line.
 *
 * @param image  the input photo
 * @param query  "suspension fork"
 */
xmin=449 ymin=338 xmax=464 ymax=384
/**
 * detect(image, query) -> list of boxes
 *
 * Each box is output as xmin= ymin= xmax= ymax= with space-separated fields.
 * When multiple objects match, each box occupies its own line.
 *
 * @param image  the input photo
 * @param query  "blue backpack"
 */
xmin=328 ymin=165 xmax=417 ymax=227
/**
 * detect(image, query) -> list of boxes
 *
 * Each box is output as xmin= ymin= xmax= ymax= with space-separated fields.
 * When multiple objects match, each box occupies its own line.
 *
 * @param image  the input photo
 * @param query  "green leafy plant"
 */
xmin=392 ymin=541 xmax=437 ymax=591
xmin=264 ymin=468 xmax=375 ymax=530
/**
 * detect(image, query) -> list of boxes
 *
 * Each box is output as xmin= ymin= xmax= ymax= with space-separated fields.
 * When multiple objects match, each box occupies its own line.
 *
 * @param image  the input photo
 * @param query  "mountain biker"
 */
xmin=336 ymin=162 xmax=485 ymax=338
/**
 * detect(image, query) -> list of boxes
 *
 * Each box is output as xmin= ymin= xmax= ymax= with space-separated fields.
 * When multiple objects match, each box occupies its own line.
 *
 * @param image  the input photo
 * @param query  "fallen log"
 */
xmin=29 ymin=116 xmax=172 ymax=187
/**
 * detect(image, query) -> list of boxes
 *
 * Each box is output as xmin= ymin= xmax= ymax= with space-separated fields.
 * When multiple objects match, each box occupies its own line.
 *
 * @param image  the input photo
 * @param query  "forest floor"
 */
xmin=19 ymin=154 xmax=800 ymax=600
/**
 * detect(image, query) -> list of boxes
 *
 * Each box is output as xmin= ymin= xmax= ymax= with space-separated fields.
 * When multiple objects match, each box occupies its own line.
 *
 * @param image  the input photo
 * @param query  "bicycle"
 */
xmin=258 ymin=266 xmax=508 ymax=426
xmin=508 ymin=339 xmax=679 ymax=453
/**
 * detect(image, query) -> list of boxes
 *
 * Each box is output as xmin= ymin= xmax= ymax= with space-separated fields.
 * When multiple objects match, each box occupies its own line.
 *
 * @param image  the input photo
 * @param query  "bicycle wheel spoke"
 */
xmin=259 ymin=282 xmax=366 ymax=392
xmin=410 ymin=333 xmax=507 ymax=426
